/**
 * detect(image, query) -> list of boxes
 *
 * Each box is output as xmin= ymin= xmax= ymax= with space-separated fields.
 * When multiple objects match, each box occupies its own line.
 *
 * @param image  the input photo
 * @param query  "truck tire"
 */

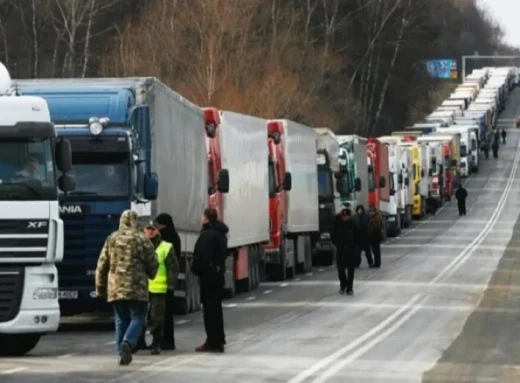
xmin=271 ymin=240 xmax=287 ymax=281
xmin=0 ymin=334 xmax=41 ymax=356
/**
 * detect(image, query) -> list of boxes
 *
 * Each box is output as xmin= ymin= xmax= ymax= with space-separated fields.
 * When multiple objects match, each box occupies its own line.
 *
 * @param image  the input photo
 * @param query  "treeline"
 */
xmin=0 ymin=0 xmax=517 ymax=135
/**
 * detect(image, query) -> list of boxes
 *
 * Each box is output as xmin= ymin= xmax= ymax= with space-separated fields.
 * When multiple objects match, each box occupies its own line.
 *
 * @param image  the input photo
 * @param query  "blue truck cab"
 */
xmin=19 ymin=84 xmax=158 ymax=314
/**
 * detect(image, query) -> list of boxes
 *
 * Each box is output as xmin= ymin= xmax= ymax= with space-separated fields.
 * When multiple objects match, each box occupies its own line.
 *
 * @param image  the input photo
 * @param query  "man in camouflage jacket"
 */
xmin=95 ymin=210 xmax=158 ymax=366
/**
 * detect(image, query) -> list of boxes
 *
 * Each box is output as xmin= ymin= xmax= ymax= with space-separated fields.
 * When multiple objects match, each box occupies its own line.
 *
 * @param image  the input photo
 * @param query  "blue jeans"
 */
xmin=113 ymin=300 xmax=148 ymax=356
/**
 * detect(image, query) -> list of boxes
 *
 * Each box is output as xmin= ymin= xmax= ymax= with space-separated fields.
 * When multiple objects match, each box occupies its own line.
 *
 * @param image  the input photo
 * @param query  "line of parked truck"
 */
xmin=2 ymin=64 xmax=518 ymax=357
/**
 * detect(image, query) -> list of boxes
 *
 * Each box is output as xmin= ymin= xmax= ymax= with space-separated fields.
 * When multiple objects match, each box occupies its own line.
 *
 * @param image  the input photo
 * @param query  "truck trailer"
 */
xmin=203 ymin=108 xmax=269 ymax=295
xmin=19 ymin=77 xmax=208 ymax=315
xmin=0 ymin=63 xmax=74 ymax=355
xmin=265 ymin=120 xmax=319 ymax=280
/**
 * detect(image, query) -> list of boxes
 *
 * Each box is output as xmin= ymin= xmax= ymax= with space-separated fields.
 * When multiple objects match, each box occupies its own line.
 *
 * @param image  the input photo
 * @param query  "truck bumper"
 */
xmin=0 ymin=264 xmax=60 ymax=334
xmin=314 ymin=239 xmax=335 ymax=254
xmin=59 ymin=287 xmax=110 ymax=315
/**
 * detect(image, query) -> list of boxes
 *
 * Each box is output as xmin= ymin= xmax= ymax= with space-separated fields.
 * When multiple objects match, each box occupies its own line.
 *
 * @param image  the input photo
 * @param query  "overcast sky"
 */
xmin=479 ymin=0 xmax=520 ymax=47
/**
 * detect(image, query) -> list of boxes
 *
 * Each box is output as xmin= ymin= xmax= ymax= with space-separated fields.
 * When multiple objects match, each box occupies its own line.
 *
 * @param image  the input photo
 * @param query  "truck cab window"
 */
xmin=0 ymin=137 xmax=56 ymax=200
xmin=58 ymin=152 xmax=130 ymax=199
xmin=367 ymin=166 xmax=376 ymax=191
xmin=268 ymin=161 xmax=276 ymax=196
xmin=460 ymin=144 xmax=467 ymax=157
xmin=317 ymin=168 xmax=333 ymax=198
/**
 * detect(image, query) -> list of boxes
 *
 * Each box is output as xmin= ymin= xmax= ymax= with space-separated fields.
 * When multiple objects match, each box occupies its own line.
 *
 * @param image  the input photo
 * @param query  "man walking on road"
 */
xmin=191 ymin=208 xmax=229 ymax=353
xmin=354 ymin=204 xmax=374 ymax=268
xmin=95 ymin=210 xmax=158 ymax=366
xmin=455 ymin=183 xmax=468 ymax=216
xmin=332 ymin=208 xmax=359 ymax=295
xmin=367 ymin=207 xmax=384 ymax=268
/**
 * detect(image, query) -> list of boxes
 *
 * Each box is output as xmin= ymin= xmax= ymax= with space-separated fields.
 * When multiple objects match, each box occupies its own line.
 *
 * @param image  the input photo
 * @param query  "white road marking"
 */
xmin=432 ymin=140 xmax=520 ymax=284
xmin=0 ymin=367 xmax=27 ymax=374
xmin=286 ymin=294 xmax=423 ymax=383
xmin=224 ymin=303 xmax=237 ymax=308
xmin=312 ymin=297 xmax=428 ymax=382
xmin=318 ymin=268 xmax=324 ymax=272
xmin=263 ymin=290 xmax=272 ymax=294
xmin=57 ymin=353 xmax=77 ymax=358
xmin=104 ymin=340 xmax=116 ymax=345
xmin=306 ymin=272 xmax=313 ymax=276
xmin=280 ymin=283 xmax=289 ymax=287
xmin=175 ymin=320 xmax=189 ymax=325
xmin=246 ymin=296 xmax=256 ymax=300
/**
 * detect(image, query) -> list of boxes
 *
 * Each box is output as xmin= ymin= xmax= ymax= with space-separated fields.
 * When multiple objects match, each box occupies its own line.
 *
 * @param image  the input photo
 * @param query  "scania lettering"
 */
xmin=0 ymin=63 xmax=74 ymax=356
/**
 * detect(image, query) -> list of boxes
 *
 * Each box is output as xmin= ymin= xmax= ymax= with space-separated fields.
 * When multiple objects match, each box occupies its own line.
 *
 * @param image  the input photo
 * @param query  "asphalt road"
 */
xmin=2 ymin=91 xmax=520 ymax=382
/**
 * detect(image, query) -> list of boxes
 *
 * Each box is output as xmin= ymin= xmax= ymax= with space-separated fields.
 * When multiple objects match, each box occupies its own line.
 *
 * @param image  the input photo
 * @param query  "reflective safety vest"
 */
xmin=148 ymin=241 xmax=173 ymax=294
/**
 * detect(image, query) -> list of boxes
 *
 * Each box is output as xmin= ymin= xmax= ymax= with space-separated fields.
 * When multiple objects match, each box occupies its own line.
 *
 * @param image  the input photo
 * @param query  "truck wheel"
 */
xmin=258 ymin=248 xmax=266 ymax=283
xmin=271 ymin=240 xmax=287 ymax=281
xmin=0 ymin=334 xmax=41 ymax=356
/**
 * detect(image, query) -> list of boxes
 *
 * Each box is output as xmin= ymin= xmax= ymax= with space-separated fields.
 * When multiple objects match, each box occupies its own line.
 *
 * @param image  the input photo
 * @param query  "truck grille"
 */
xmin=319 ymin=207 xmax=335 ymax=230
xmin=0 ymin=219 xmax=49 ymax=258
xmin=58 ymin=214 xmax=120 ymax=287
xmin=0 ymin=266 xmax=24 ymax=323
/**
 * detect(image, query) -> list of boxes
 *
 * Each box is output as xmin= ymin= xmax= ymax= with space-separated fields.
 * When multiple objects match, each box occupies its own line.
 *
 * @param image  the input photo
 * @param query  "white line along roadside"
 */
xmin=286 ymin=294 xmax=423 ymax=383
xmin=430 ymin=140 xmax=520 ymax=285
xmin=287 ymin=141 xmax=520 ymax=383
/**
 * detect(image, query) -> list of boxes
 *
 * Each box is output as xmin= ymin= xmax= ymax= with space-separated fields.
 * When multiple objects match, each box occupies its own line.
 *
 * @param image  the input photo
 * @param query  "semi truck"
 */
xmin=0 ymin=63 xmax=74 ymax=355
xmin=264 ymin=119 xmax=319 ymax=280
xmin=366 ymin=138 xmax=390 ymax=237
xmin=203 ymin=108 xmax=269 ymax=295
xmin=313 ymin=128 xmax=341 ymax=266
xmin=19 ymin=77 xmax=209 ymax=315
xmin=377 ymin=136 xmax=413 ymax=234
xmin=337 ymin=135 xmax=368 ymax=209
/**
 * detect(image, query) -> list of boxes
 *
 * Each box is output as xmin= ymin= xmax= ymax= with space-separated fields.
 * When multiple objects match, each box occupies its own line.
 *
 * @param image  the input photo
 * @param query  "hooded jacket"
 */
xmin=331 ymin=214 xmax=360 ymax=268
xmin=149 ymin=232 xmax=180 ymax=291
xmin=367 ymin=209 xmax=384 ymax=242
xmin=95 ymin=210 xmax=158 ymax=302
xmin=191 ymin=220 xmax=229 ymax=282
xmin=354 ymin=204 xmax=369 ymax=240
xmin=155 ymin=213 xmax=182 ymax=258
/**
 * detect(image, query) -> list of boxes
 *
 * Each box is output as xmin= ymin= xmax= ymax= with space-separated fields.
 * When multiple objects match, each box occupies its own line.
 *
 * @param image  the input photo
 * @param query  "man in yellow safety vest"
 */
xmin=143 ymin=220 xmax=179 ymax=355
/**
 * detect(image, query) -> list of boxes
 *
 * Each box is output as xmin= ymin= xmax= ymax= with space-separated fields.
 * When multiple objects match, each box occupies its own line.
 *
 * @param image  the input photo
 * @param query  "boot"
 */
xmin=150 ymin=336 xmax=161 ymax=355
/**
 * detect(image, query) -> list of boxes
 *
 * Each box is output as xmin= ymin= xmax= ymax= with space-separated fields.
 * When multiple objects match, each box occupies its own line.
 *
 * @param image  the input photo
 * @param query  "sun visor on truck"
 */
xmin=0 ymin=121 xmax=55 ymax=138
xmin=19 ymin=87 xmax=133 ymax=125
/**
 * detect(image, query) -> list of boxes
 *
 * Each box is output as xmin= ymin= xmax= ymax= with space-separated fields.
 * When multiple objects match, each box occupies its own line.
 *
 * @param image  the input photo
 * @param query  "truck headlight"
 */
xmin=33 ymin=288 xmax=58 ymax=300
xmin=320 ymin=232 xmax=331 ymax=240
xmin=89 ymin=121 xmax=103 ymax=135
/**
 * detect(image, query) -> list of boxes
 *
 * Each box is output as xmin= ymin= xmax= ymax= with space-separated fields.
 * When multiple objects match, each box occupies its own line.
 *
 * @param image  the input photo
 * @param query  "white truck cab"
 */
xmin=0 ymin=63 xmax=74 ymax=356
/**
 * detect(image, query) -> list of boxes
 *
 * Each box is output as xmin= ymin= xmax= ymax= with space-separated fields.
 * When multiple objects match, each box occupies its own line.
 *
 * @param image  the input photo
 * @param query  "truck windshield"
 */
xmin=317 ymin=168 xmax=333 ymax=198
xmin=268 ymin=161 xmax=276 ymax=196
xmin=460 ymin=144 xmax=467 ymax=157
xmin=59 ymin=152 xmax=130 ymax=199
xmin=0 ymin=137 xmax=57 ymax=201
xmin=367 ymin=167 xmax=376 ymax=191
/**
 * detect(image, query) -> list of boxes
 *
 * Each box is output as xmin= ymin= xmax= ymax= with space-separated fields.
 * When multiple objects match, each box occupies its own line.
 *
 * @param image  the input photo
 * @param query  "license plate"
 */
xmin=59 ymin=290 xmax=79 ymax=300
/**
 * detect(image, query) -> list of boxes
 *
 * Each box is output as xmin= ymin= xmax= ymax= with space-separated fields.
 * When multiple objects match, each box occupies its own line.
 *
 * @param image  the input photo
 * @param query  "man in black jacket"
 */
xmin=191 ymin=208 xmax=229 ymax=352
xmin=354 ymin=204 xmax=373 ymax=268
xmin=332 ymin=208 xmax=360 ymax=295
xmin=154 ymin=213 xmax=181 ymax=350
xmin=455 ymin=184 xmax=468 ymax=216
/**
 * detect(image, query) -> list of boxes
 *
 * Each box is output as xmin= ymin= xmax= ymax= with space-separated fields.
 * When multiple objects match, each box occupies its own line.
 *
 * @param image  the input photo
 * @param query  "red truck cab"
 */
xmin=366 ymin=138 xmax=389 ymax=209
xmin=263 ymin=122 xmax=292 ymax=280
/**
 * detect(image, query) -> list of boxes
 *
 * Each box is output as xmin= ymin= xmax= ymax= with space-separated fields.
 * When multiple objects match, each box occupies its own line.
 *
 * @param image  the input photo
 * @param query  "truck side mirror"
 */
xmin=397 ymin=174 xmax=403 ymax=184
xmin=283 ymin=172 xmax=292 ymax=191
xmin=56 ymin=139 xmax=72 ymax=173
xmin=354 ymin=177 xmax=361 ymax=192
xmin=58 ymin=174 xmax=76 ymax=192
xmin=379 ymin=176 xmax=386 ymax=188
xmin=143 ymin=172 xmax=159 ymax=200
xmin=404 ymin=177 xmax=409 ymax=186
xmin=217 ymin=169 xmax=229 ymax=193
xmin=428 ymin=168 xmax=433 ymax=177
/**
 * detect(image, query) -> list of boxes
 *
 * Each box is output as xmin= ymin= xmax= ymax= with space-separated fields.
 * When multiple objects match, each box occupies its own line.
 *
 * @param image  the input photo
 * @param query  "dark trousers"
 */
xmin=200 ymin=276 xmax=225 ymax=347
xmin=458 ymin=201 xmax=466 ymax=216
xmin=149 ymin=293 xmax=166 ymax=344
xmin=338 ymin=265 xmax=355 ymax=292
xmin=369 ymin=240 xmax=382 ymax=267
xmin=113 ymin=300 xmax=147 ymax=356
xmin=357 ymin=242 xmax=373 ymax=267
xmin=162 ymin=291 xmax=175 ymax=347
